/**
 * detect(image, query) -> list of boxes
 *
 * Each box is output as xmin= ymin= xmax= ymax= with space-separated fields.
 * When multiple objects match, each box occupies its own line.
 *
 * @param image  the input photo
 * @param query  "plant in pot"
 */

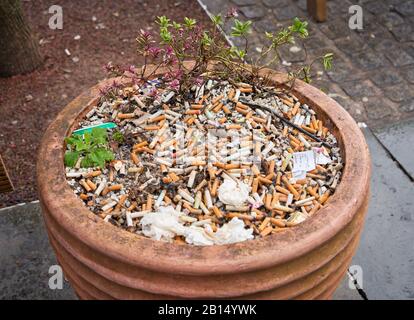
xmin=37 ymin=9 xmax=370 ymax=299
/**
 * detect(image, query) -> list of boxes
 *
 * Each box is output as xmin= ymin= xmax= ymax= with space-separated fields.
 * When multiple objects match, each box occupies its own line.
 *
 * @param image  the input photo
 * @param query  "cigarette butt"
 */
xmin=211 ymin=179 xmax=220 ymax=197
xmin=251 ymin=164 xmax=260 ymax=176
xmin=273 ymin=204 xmax=294 ymax=213
xmin=148 ymin=115 xmax=166 ymax=123
xmin=259 ymin=176 xmax=273 ymax=185
xmin=270 ymin=217 xmax=287 ymax=228
xmin=212 ymin=94 xmax=223 ymax=104
xmin=80 ymin=193 xmax=88 ymax=200
xmin=239 ymin=87 xmax=253 ymax=93
xmin=252 ymin=178 xmax=259 ymax=194
xmin=316 ymin=164 xmax=327 ymax=172
xmin=208 ymin=166 xmax=216 ymax=179
xmin=226 ymin=124 xmax=242 ymax=130
xmin=309 ymin=201 xmax=321 ymax=215
xmin=271 ymin=191 xmax=279 ymax=207
xmin=114 ymin=194 xmax=128 ymax=212
xmin=117 ymin=113 xmax=135 ymax=119
xmin=306 ymin=186 xmax=319 ymax=199
xmin=191 ymin=104 xmax=203 ymax=109
xmin=301 ymin=125 xmax=317 ymax=134
xmin=227 ymin=212 xmax=254 ymax=221
xmin=225 ymin=163 xmax=239 ymax=170
xmin=222 ymin=105 xmax=231 ymax=114
xmin=264 ymin=193 xmax=272 ymax=210
xmin=291 ymin=101 xmax=300 ymax=115
xmin=131 ymin=152 xmax=140 ymax=164
xmin=268 ymin=160 xmax=275 ymax=174
xmin=213 ymin=102 xmax=223 ymax=113
xmin=276 ymin=185 xmax=290 ymax=195
xmin=79 ymin=179 xmax=92 ymax=192
xmin=84 ymin=170 xmax=102 ymax=178
xmin=183 ymin=202 xmax=202 ymax=214
xmin=108 ymin=184 xmax=123 ymax=191
xmin=133 ymin=141 xmax=148 ymax=149
xmin=185 ymin=109 xmax=201 ymax=115
xmin=259 ymin=217 xmax=271 ymax=231
xmin=164 ymin=195 xmax=172 ymax=205
xmin=213 ymin=162 xmax=226 ymax=169
xmin=252 ymin=116 xmax=266 ymax=124
xmin=212 ymin=206 xmax=223 ymax=218
xmin=236 ymin=107 xmax=249 ymax=115
xmin=101 ymin=187 xmax=110 ymax=196
xmin=319 ymin=190 xmax=331 ymax=204
xmin=169 ymin=172 xmax=180 ymax=182
xmin=191 ymin=161 xmax=206 ymax=166
xmin=86 ymin=179 xmax=97 ymax=191
xmin=144 ymin=125 xmax=160 ymax=131
xmin=276 ymin=172 xmax=282 ymax=185
xmin=282 ymin=176 xmax=300 ymax=199
xmin=147 ymin=194 xmax=153 ymax=211
xmin=260 ymin=226 xmax=273 ymax=237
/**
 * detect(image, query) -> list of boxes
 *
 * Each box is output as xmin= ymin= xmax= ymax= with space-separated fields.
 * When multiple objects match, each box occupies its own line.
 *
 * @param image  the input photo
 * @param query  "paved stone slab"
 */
xmin=201 ymin=0 xmax=414 ymax=127
xmin=334 ymin=127 xmax=414 ymax=299
xmin=0 ymin=202 xmax=77 ymax=300
xmin=373 ymin=119 xmax=414 ymax=180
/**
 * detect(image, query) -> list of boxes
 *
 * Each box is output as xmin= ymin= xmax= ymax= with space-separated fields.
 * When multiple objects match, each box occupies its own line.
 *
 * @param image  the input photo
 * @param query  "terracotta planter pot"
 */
xmin=37 ymin=68 xmax=371 ymax=299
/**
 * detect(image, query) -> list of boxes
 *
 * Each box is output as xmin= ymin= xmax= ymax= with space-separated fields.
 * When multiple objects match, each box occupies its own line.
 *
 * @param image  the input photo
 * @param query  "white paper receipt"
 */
xmin=292 ymin=150 xmax=316 ymax=172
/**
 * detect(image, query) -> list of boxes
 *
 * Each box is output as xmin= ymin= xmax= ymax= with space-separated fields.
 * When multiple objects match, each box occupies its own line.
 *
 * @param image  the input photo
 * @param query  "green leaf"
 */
xmin=323 ymin=53 xmax=333 ymax=70
xmin=211 ymin=14 xmax=223 ymax=26
xmin=289 ymin=17 xmax=308 ymax=38
xmin=156 ymin=16 xmax=171 ymax=29
xmin=65 ymin=135 xmax=84 ymax=151
xmin=201 ymin=31 xmax=212 ymax=46
xmin=112 ymin=130 xmax=124 ymax=143
xmin=231 ymin=19 xmax=252 ymax=37
xmin=184 ymin=17 xmax=196 ymax=29
xmin=64 ymin=151 xmax=80 ymax=167
xmin=91 ymin=127 xmax=107 ymax=145
xmin=172 ymin=21 xmax=182 ymax=29
xmin=160 ymin=28 xmax=172 ymax=43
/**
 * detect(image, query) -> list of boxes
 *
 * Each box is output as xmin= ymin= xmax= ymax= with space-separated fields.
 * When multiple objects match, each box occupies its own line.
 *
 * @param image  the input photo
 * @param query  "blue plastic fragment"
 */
xmin=73 ymin=122 xmax=117 ymax=135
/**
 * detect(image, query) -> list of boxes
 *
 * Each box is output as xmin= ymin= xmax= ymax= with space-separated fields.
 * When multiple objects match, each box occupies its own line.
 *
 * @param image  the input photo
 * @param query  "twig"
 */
xmin=238 ymin=98 xmax=332 ymax=149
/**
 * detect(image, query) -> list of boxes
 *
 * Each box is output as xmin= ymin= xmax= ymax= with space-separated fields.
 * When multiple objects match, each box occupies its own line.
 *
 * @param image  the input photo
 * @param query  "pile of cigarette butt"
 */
xmin=65 ymin=78 xmax=343 ymax=246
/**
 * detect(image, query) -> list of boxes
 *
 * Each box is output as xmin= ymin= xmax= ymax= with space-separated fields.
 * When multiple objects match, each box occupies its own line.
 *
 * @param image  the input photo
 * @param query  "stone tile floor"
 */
xmin=200 ymin=0 xmax=414 ymax=128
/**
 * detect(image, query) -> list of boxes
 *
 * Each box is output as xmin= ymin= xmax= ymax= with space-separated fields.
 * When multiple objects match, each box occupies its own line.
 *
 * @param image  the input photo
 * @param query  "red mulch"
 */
xmin=0 ymin=0 xmax=213 ymax=208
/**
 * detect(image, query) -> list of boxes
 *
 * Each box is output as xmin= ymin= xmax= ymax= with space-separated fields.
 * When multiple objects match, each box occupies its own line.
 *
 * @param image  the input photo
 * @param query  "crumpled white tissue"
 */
xmin=139 ymin=206 xmax=253 ymax=245
xmin=140 ymin=206 xmax=186 ymax=241
xmin=218 ymin=178 xmax=250 ymax=206
xmin=214 ymin=217 xmax=254 ymax=244
xmin=185 ymin=225 xmax=215 ymax=246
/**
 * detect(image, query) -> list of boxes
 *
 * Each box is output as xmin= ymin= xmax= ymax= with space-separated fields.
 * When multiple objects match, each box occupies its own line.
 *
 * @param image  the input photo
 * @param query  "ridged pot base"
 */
xmin=37 ymin=66 xmax=371 ymax=300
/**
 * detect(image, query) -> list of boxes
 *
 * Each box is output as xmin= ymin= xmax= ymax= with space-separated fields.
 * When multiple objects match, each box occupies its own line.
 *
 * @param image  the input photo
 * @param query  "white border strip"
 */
xmin=0 ymin=199 xmax=39 ymax=212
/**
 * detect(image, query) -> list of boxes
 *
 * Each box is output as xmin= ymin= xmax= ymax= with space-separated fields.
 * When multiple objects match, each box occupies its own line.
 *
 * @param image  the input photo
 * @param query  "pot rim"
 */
xmin=37 ymin=66 xmax=371 ymax=275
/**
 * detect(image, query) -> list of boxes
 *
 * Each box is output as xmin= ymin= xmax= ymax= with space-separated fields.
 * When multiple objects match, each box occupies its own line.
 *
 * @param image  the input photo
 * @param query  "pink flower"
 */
xmin=168 ymin=79 xmax=180 ymax=91
xmin=147 ymin=46 xmax=162 ymax=58
xmin=126 ymin=65 xmax=137 ymax=74
xmin=226 ymin=7 xmax=238 ymax=18
xmin=139 ymin=29 xmax=152 ymax=40
xmin=148 ymin=87 xmax=158 ymax=97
